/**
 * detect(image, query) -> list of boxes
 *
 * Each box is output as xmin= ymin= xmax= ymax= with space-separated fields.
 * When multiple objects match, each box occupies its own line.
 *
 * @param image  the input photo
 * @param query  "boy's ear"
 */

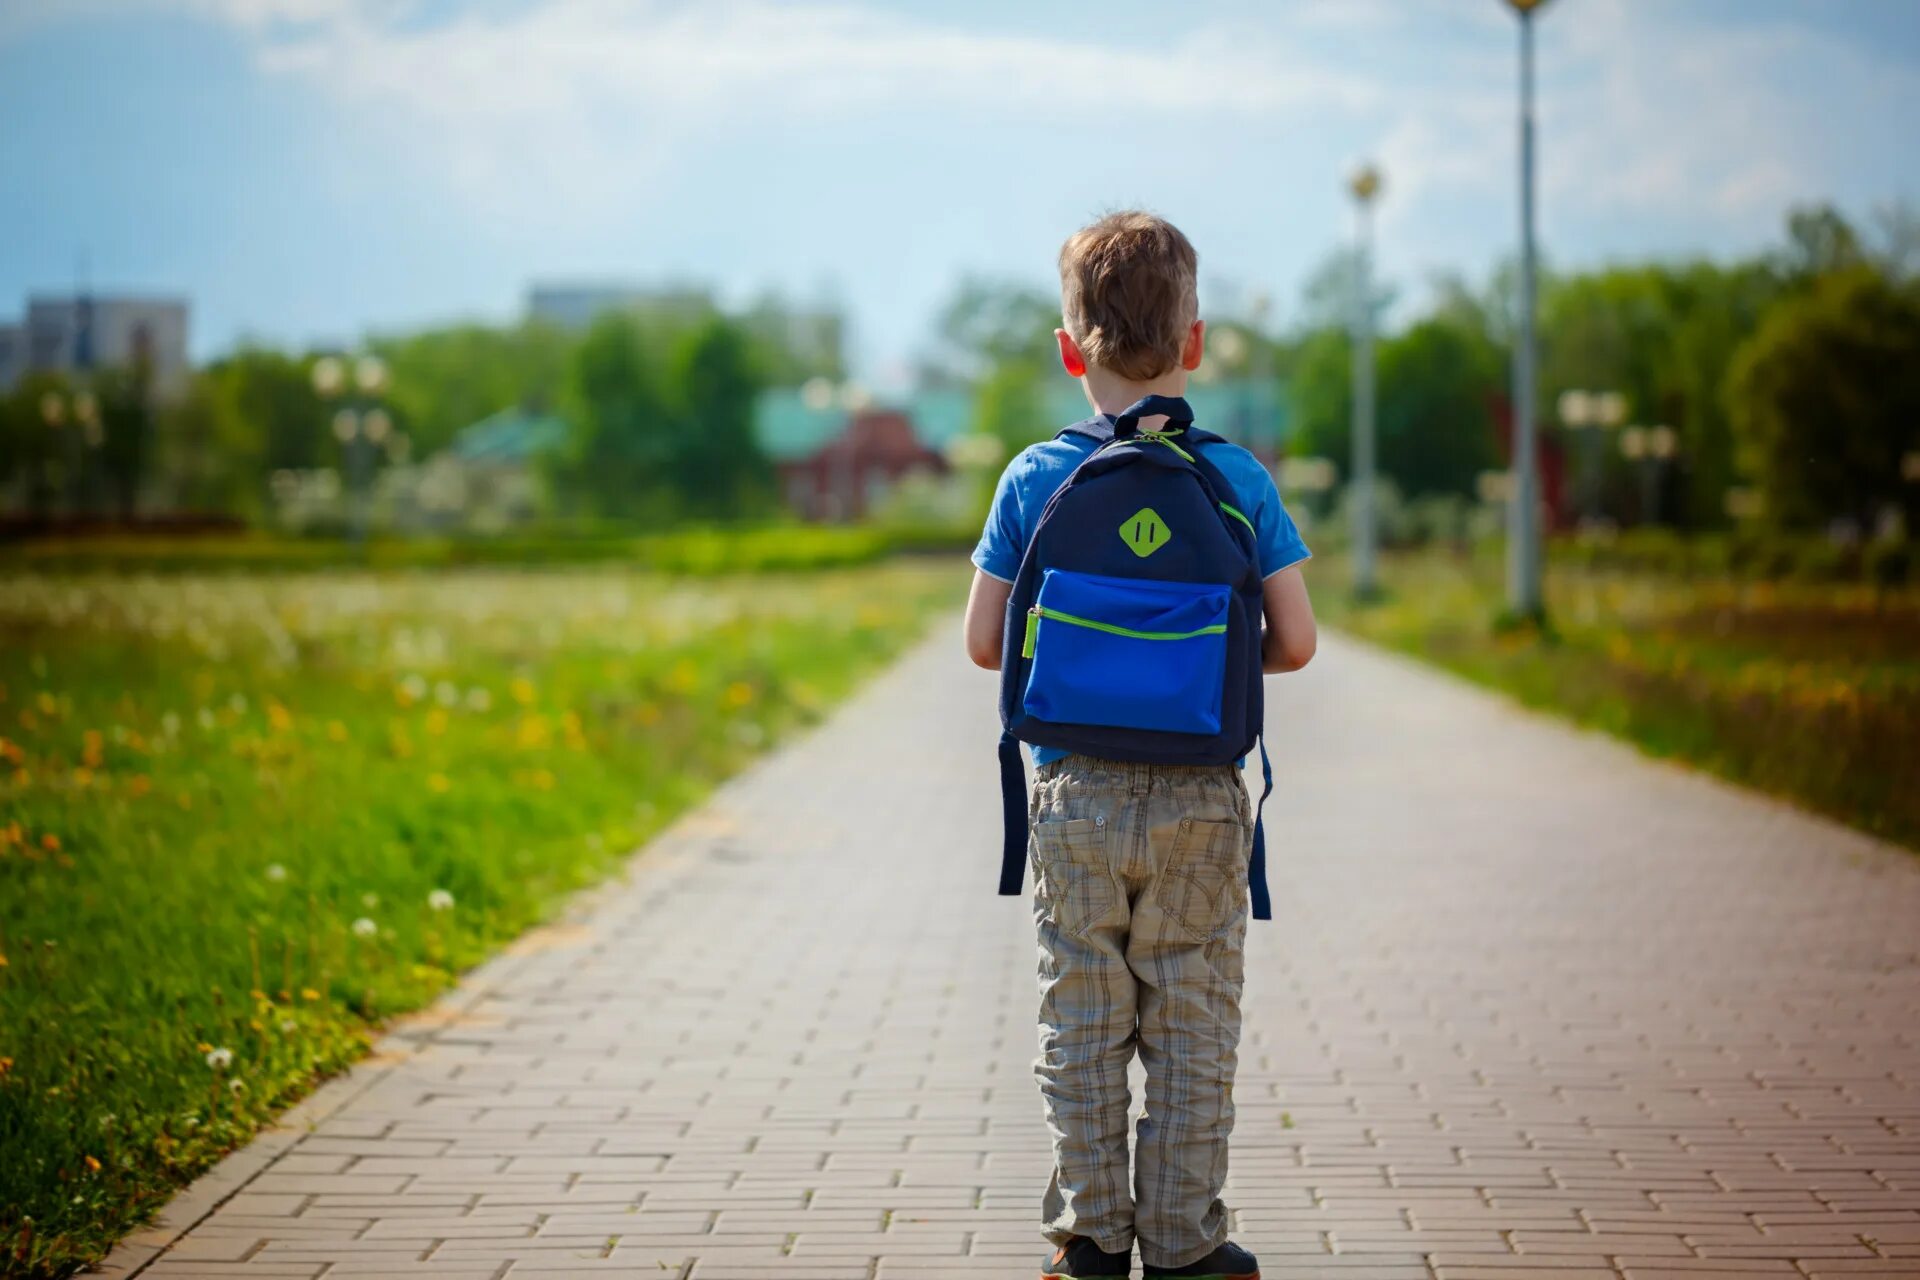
xmin=1180 ymin=319 xmax=1206 ymax=372
xmin=1055 ymin=328 xmax=1087 ymax=379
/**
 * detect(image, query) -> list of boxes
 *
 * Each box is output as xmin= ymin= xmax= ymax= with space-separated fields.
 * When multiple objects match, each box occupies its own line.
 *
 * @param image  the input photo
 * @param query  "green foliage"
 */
xmin=973 ymin=360 xmax=1050 ymax=453
xmin=665 ymin=319 xmax=771 ymax=517
xmin=1724 ymin=267 xmax=1920 ymax=531
xmin=550 ymin=313 xmax=772 ymax=522
xmin=1289 ymin=318 xmax=1498 ymax=501
xmin=931 ymin=277 xmax=1059 ymax=379
xmin=369 ymin=322 xmax=572 ymax=457
xmin=0 ymin=561 xmax=963 ymax=1278
xmin=1375 ymin=318 xmax=1501 ymax=500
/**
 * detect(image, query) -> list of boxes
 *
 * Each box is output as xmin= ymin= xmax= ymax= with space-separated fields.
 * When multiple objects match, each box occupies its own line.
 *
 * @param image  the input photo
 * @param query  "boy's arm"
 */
xmin=1261 ymin=564 xmax=1316 ymax=673
xmin=963 ymin=570 xmax=1013 ymax=670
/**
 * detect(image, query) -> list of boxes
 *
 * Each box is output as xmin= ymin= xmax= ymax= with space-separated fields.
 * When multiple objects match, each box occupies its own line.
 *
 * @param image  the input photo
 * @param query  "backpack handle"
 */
xmin=1111 ymin=394 xmax=1195 ymax=439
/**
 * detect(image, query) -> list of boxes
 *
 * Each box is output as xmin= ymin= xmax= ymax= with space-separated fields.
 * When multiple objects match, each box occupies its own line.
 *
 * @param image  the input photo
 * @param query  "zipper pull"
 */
xmin=1022 ymin=606 xmax=1040 ymax=659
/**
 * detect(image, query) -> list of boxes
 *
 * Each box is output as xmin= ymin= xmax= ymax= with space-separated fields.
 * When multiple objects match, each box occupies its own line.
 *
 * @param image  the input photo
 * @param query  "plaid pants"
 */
xmin=1029 ymin=754 xmax=1252 ymax=1269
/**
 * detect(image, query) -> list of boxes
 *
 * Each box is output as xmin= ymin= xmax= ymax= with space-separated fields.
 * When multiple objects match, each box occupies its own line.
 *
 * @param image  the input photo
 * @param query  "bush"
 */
xmin=1866 ymin=540 xmax=1915 ymax=590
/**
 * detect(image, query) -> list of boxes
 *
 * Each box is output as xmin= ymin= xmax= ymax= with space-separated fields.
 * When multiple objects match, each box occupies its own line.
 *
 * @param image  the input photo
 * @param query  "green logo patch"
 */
xmin=1119 ymin=507 xmax=1170 ymax=558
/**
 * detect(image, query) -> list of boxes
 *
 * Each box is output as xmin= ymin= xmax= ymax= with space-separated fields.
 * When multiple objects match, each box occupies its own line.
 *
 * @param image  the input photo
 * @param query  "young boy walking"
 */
xmin=963 ymin=212 xmax=1317 ymax=1280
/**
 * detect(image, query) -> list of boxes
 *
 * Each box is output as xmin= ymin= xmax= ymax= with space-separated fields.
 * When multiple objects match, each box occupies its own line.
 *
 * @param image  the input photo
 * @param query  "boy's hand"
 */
xmin=963 ymin=571 xmax=1012 ymax=670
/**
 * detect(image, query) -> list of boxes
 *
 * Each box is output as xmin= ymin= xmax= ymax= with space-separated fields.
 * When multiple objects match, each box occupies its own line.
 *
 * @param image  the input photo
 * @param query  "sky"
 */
xmin=2 ymin=0 xmax=1917 ymax=385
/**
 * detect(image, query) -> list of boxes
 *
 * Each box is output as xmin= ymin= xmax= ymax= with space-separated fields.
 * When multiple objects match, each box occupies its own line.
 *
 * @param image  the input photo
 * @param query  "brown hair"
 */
xmin=1057 ymin=211 xmax=1199 ymax=381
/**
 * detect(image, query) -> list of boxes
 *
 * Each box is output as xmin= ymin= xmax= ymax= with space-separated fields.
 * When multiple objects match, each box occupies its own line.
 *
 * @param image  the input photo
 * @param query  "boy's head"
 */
xmin=1056 ymin=211 xmax=1203 ymax=389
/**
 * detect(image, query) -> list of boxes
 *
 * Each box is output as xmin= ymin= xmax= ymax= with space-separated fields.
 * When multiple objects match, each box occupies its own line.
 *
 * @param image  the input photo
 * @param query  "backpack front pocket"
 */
xmin=1021 ymin=568 xmax=1231 ymax=735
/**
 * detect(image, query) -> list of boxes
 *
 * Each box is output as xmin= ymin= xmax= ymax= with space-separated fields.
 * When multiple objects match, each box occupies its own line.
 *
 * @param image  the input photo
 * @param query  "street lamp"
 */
xmin=1620 ymin=423 xmax=1676 ymax=525
xmin=1348 ymin=161 xmax=1384 ymax=601
xmin=1557 ymin=387 xmax=1626 ymax=522
xmin=312 ymin=352 xmax=390 ymax=545
xmin=1501 ymin=0 xmax=1552 ymax=622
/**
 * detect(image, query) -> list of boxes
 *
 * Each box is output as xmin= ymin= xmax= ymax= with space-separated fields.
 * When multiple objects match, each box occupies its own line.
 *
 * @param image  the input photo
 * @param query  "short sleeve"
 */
xmin=970 ymin=456 xmax=1026 ymax=583
xmin=1235 ymin=454 xmax=1312 ymax=578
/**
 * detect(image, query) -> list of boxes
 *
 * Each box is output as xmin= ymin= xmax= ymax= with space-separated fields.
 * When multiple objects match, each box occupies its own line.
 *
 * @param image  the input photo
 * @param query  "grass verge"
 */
xmin=1314 ymin=546 xmax=1920 ymax=851
xmin=0 ymin=561 xmax=965 ymax=1277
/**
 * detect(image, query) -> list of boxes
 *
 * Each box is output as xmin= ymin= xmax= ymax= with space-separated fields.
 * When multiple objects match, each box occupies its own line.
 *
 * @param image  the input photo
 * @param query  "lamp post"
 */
xmin=1502 ymin=0 xmax=1551 ymax=622
xmin=312 ymin=353 xmax=390 ymax=545
xmin=1557 ymin=388 xmax=1626 ymax=522
xmin=1348 ymin=162 xmax=1383 ymax=600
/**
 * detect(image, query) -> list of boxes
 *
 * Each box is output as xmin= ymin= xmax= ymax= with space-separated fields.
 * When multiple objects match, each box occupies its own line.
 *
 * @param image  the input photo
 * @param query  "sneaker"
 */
xmin=1142 ymin=1239 xmax=1260 ymax=1279
xmin=1041 ymin=1235 xmax=1132 ymax=1279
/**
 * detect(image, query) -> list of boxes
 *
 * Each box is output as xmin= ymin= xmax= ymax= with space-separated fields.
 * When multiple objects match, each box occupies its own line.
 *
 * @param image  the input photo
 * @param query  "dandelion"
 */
xmin=197 ymin=708 xmax=215 ymax=731
xmin=352 ymin=917 xmax=378 ymax=938
xmin=428 ymin=888 xmax=454 ymax=912
xmin=265 ymin=863 xmax=287 ymax=883
xmin=301 ymin=987 xmax=320 ymax=1001
xmin=399 ymin=673 xmax=428 ymax=704
xmin=509 ymin=677 xmax=536 ymax=705
xmin=228 ymin=693 xmax=248 ymax=714
xmin=327 ymin=719 xmax=348 ymax=742
xmin=428 ymin=772 xmax=451 ymax=794
xmin=465 ymin=687 xmax=492 ymax=712
xmin=205 ymin=1046 xmax=233 ymax=1069
xmin=279 ymin=1018 xmax=296 ymax=1033
xmin=361 ymin=891 xmax=379 ymax=909
xmin=161 ymin=712 xmax=181 ymax=737
xmin=228 ymin=1079 xmax=247 ymax=1096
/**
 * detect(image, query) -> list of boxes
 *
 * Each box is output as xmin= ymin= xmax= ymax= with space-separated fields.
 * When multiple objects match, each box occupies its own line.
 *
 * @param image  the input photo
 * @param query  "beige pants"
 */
xmin=1029 ymin=754 xmax=1253 ymax=1269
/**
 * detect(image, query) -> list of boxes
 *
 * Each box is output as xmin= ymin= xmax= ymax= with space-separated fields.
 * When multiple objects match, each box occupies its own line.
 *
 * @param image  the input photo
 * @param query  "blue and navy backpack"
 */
xmin=996 ymin=393 xmax=1273 ymax=920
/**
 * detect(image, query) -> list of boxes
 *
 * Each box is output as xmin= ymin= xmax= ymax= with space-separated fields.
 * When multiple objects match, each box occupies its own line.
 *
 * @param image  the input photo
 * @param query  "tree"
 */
xmin=371 ymin=323 xmax=574 ymax=457
xmin=929 ymin=278 xmax=1060 ymax=381
xmin=666 ymin=318 xmax=769 ymax=518
xmin=1725 ymin=266 xmax=1920 ymax=532
xmin=1286 ymin=326 xmax=1352 ymax=471
xmin=556 ymin=313 xmax=672 ymax=519
xmin=1375 ymin=318 xmax=1501 ymax=500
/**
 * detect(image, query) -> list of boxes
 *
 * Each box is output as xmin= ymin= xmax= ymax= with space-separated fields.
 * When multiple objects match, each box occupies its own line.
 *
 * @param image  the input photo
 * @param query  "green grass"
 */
xmin=0 ymin=522 xmax=977 ymax=576
xmin=1316 ymin=545 xmax=1920 ymax=851
xmin=0 ymin=560 xmax=966 ymax=1278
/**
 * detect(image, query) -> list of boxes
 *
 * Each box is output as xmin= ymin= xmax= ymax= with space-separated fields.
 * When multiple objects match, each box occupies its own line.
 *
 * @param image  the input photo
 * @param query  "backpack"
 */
xmin=996 ymin=393 xmax=1273 ymax=920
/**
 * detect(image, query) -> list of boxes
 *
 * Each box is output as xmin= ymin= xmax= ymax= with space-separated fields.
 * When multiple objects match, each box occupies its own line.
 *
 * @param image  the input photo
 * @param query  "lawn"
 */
xmin=0 ymin=560 xmax=965 ymax=1278
xmin=1314 ymin=545 xmax=1920 ymax=852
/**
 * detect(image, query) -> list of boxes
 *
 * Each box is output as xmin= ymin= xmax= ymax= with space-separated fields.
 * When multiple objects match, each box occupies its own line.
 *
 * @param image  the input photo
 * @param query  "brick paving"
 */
xmin=99 ymin=628 xmax=1920 ymax=1279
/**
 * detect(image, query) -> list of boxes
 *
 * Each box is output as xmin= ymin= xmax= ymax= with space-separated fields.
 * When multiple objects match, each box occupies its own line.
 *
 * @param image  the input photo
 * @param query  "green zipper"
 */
xmin=1027 ymin=603 xmax=1227 ymax=645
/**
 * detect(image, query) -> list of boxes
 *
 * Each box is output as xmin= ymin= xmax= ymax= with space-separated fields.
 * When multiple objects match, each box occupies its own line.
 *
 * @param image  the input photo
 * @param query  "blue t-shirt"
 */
xmin=972 ymin=422 xmax=1311 ymax=765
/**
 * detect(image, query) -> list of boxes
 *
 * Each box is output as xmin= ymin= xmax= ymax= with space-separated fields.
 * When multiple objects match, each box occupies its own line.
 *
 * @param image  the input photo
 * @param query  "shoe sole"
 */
xmin=1140 ymin=1273 xmax=1260 ymax=1279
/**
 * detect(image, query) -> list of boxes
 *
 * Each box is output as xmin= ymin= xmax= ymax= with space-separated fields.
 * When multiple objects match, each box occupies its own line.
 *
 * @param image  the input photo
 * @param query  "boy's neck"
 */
xmin=1081 ymin=367 xmax=1190 ymax=420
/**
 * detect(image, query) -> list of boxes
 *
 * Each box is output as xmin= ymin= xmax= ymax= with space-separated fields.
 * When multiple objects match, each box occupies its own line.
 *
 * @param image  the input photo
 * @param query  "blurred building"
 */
xmin=0 ymin=293 xmax=190 ymax=400
xmin=404 ymin=406 xmax=571 ymax=530
xmin=752 ymin=378 xmax=1290 ymax=524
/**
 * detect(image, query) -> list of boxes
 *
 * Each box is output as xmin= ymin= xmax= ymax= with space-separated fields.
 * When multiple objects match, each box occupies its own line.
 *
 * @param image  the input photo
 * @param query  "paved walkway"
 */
xmin=101 ymin=629 xmax=1920 ymax=1279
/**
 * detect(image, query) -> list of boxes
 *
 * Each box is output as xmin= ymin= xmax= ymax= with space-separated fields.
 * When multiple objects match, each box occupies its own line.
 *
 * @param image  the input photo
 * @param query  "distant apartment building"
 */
xmin=0 ymin=294 xmax=190 ymax=400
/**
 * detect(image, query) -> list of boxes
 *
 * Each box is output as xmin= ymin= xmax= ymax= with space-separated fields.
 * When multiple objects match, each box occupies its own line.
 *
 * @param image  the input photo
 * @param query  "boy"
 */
xmin=963 ymin=212 xmax=1317 ymax=1280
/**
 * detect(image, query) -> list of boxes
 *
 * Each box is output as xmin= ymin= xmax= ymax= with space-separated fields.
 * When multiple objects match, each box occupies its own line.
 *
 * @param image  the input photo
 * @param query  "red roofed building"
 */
xmin=776 ymin=408 xmax=949 ymax=522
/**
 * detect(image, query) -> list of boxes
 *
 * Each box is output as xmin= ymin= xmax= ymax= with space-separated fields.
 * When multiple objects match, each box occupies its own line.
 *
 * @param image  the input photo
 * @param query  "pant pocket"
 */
xmin=1155 ymin=817 xmax=1248 ymax=942
xmin=1032 ymin=816 xmax=1117 ymax=939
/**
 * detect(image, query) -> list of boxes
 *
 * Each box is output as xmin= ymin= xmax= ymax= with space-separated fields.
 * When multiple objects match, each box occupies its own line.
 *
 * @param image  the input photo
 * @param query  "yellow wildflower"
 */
xmin=428 ymin=772 xmax=451 ymax=794
xmin=327 ymin=720 xmax=348 ymax=742
xmin=723 ymin=681 xmax=753 ymax=709
xmin=40 ymin=833 xmax=60 ymax=853
xmin=425 ymin=708 xmax=448 ymax=736
xmin=84 ymin=1155 xmax=101 ymax=1174
xmin=510 ymin=677 xmax=536 ymax=706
